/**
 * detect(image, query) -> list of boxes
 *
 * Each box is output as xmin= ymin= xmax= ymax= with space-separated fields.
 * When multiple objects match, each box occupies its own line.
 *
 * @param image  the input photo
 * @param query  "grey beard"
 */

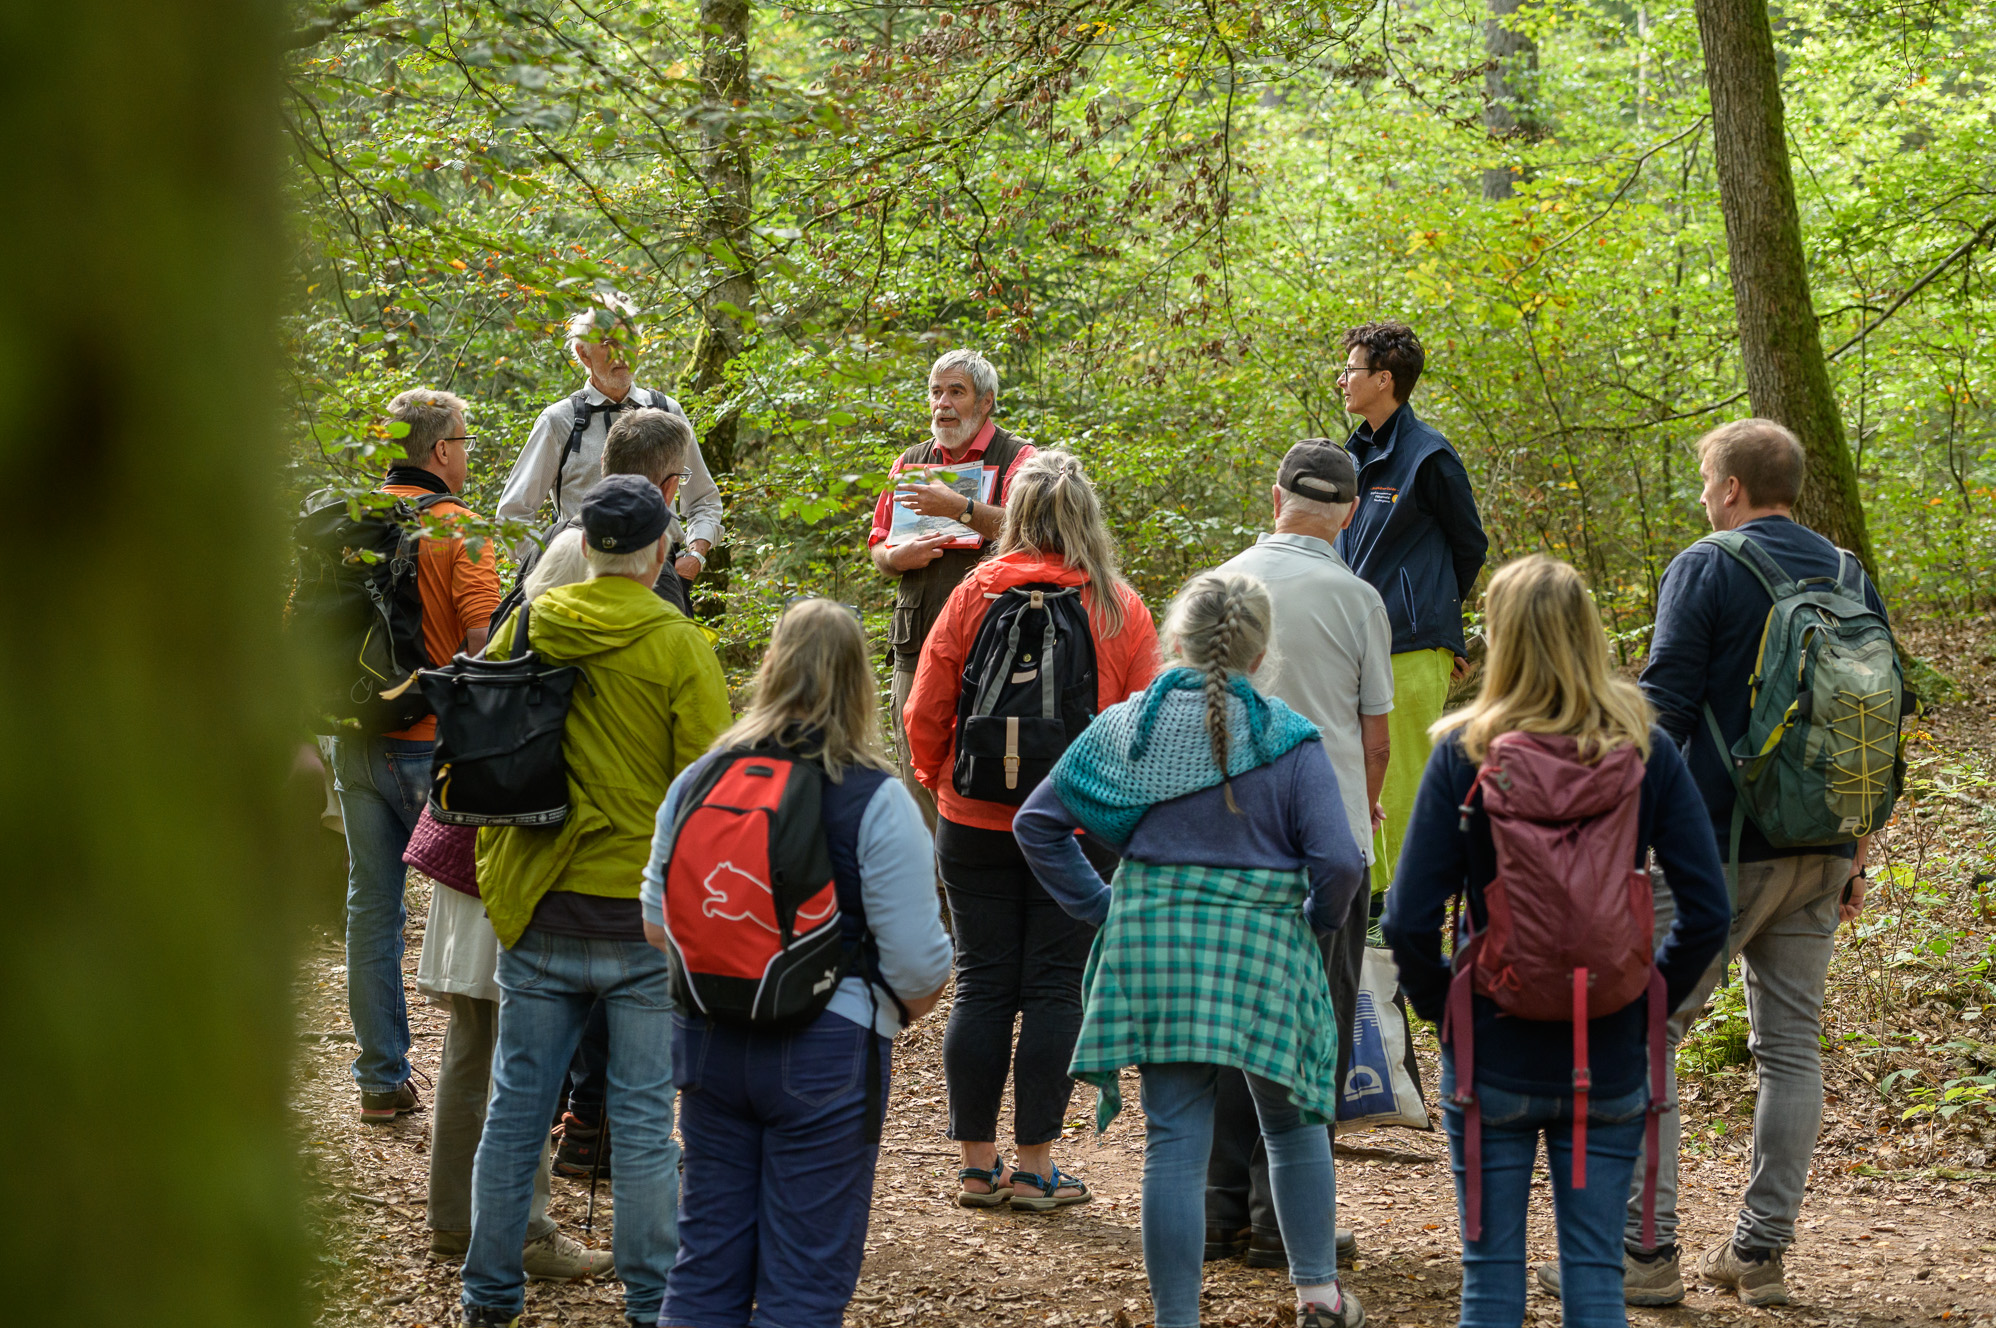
xmin=931 ymin=418 xmax=977 ymax=451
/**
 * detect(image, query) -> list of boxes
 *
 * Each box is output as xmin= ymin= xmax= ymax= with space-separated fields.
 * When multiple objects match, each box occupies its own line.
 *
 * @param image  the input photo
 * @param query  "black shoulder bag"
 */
xmin=418 ymin=602 xmax=581 ymax=827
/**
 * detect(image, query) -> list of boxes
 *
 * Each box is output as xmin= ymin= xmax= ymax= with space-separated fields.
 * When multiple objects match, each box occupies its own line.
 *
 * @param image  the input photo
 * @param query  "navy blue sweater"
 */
xmin=1335 ymin=403 xmax=1488 ymax=657
xmin=1381 ymin=731 xmax=1729 ymax=1098
xmin=1640 ymin=516 xmax=1890 ymax=862
xmin=1014 ymin=742 xmax=1367 ymax=935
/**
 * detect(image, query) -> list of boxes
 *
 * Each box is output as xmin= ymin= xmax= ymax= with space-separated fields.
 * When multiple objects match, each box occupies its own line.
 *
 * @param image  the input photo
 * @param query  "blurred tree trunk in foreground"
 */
xmin=1696 ymin=0 xmax=1876 ymax=568
xmin=0 ymin=3 xmax=308 ymax=1326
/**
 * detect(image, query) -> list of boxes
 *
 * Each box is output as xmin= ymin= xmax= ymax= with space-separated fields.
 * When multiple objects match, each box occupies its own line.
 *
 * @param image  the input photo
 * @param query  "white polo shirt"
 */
xmin=1217 ymin=532 xmax=1395 ymax=859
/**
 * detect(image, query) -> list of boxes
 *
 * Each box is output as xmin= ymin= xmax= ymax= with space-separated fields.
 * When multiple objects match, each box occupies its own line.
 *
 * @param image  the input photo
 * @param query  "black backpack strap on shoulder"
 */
xmin=551 ymin=390 xmax=594 ymax=518
xmin=511 ymin=596 xmax=533 ymax=659
xmin=646 ymin=388 xmax=686 ymax=418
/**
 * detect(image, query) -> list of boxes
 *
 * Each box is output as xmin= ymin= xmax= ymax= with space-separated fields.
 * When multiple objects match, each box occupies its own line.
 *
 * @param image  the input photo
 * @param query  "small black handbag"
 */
xmin=419 ymin=602 xmax=580 ymax=827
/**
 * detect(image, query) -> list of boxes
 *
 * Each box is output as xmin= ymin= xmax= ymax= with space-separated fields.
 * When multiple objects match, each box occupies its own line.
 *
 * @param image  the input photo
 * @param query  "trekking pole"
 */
xmin=583 ymin=1116 xmax=606 ymax=1234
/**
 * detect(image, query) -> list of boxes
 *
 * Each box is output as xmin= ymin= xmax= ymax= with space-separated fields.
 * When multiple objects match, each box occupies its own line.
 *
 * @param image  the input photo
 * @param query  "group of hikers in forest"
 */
xmin=300 ymin=300 xmax=1906 ymax=1328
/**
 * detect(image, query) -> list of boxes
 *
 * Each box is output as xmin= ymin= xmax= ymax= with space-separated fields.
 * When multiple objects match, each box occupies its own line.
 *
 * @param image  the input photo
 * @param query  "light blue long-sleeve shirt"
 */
xmin=642 ymin=761 xmax=952 ymax=1038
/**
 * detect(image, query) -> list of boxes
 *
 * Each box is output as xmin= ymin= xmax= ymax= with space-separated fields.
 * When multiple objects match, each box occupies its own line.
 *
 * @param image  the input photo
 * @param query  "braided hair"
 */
xmin=1162 ymin=571 xmax=1273 ymax=814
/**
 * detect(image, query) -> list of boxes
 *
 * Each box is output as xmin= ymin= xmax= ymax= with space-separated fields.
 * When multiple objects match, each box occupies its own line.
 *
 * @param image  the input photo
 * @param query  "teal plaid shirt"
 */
xmin=1070 ymin=860 xmax=1341 ymax=1131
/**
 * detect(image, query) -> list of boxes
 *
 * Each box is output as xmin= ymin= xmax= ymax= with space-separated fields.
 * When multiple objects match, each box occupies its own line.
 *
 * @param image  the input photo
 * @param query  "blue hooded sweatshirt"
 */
xmin=1334 ymin=402 xmax=1488 ymax=657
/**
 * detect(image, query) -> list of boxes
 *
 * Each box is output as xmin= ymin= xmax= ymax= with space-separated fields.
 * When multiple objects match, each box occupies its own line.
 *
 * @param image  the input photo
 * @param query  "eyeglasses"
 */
xmin=1336 ymin=365 xmax=1385 ymax=382
xmin=441 ymin=435 xmax=480 ymax=450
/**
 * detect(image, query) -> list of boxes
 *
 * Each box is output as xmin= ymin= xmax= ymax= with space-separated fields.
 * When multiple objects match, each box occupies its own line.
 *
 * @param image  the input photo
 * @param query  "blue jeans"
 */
xmin=330 ymin=734 xmax=431 ymax=1093
xmin=1139 ymin=1064 xmax=1338 ymax=1328
xmin=463 ymin=930 xmax=680 ymax=1323
xmin=1442 ymin=1062 xmax=1648 ymax=1328
xmin=661 ymin=1011 xmax=890 ymax=1328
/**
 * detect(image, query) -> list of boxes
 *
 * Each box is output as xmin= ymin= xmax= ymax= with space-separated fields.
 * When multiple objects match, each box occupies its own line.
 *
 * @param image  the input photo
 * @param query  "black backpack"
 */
xmin=417 ymin=600 xmax=581 ymax=827
xmin=952 ymin=584 xmax=1099 ymax=804
xmin=290 ymin=490 xmax=457 ymax=735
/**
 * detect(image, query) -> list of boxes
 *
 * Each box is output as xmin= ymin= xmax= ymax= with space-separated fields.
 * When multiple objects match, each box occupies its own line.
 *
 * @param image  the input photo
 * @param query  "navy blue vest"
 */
xmin=1334 ymin=402 xmax=1469 ymax=656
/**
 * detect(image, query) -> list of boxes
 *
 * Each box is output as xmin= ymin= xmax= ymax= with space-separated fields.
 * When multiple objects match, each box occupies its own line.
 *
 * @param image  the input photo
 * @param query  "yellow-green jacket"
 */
xmin=476 ymin=575 xmax=730 ymax=947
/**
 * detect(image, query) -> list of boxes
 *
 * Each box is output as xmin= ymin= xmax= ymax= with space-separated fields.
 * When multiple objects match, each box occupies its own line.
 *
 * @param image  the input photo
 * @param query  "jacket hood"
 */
xmin=529 ymin=576 xmax=676 ymax=660
xmin=966 ymin=550 xmax=1090 ymax=595
xmin=1480 ymin=731 xmax=1645 ymax=823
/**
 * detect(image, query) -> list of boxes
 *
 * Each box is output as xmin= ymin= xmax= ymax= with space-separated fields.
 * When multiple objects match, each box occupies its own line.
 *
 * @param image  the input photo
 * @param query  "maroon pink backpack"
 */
xmin=1443 ymin=731 xmax=1670 ymax=1245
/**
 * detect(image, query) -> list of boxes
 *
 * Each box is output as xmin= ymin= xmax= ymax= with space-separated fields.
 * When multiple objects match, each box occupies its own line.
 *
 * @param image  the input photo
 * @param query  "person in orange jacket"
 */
xmin=903 ymin=449 xmax=1160 ymax=1213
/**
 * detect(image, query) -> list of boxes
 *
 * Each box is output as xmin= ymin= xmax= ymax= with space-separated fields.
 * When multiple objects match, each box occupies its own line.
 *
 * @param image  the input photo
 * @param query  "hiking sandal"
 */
xmin=955 ymin=1158 xmax=1014 ymax=1209
xmin=1007 ymin=1164 xmax=1092 ymax=1212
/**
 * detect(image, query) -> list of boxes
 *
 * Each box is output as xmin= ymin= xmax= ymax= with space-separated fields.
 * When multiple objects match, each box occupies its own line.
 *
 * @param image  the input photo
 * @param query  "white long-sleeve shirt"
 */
xmin=496 ymin=381 xmax=724 ymax=560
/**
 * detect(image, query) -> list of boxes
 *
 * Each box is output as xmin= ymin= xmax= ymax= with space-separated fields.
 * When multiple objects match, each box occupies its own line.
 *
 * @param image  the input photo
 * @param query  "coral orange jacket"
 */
xmin=904 ymin=550 xmax=1160 ymax=833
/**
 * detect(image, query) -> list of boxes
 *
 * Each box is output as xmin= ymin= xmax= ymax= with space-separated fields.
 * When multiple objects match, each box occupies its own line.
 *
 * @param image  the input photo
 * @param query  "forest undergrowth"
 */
xmin=292 ymin=611 xmax=1996 ymax=1328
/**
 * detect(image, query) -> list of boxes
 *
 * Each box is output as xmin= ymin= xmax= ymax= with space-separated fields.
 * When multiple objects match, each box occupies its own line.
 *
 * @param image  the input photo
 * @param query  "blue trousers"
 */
xmin=1139 ymin=1064 xmax=1338 ymax=1328
xmin=1442 ymin=1061 xmax=1648 ymax=1328
xmin=462 ymin=930 xmax=679 ymax=1323
xmin=660 ymin=1011 xmax=890 ymax=1328
xmin=329 ymin=734 xmax=431 ymax=1093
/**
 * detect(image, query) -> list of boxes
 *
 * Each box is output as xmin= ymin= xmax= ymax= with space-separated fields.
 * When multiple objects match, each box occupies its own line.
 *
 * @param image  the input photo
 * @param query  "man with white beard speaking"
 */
xmin=866 ymin=350 xmax=1037 ymax=829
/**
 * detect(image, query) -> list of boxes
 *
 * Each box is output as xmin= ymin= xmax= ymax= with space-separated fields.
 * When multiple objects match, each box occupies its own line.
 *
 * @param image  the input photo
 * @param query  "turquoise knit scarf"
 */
xmin=1049 ymin=667 xmax=1321 ymax=844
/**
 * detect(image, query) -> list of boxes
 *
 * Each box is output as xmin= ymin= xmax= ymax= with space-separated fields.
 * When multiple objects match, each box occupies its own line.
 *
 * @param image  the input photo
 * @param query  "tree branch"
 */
xmin=1823 ymin=213 xmax=1996 ymax=363
xmin=287 ymin=0 xmax=398 ymax=51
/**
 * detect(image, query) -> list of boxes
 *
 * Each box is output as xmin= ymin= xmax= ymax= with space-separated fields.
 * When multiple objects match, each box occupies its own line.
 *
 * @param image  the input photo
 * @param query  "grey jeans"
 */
xmin=890 ymin=667 xmax=939 ymax=834
xmin=1626 ymin=854 xmax=1849 ymax=1253
xmin=428 ymin=993 xmax=557 ymax=1242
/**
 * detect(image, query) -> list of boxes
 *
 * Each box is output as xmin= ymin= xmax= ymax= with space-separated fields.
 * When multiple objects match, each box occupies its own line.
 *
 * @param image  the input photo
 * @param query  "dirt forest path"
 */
xmin=299 ymin=623 xmax=1996 ymax=1328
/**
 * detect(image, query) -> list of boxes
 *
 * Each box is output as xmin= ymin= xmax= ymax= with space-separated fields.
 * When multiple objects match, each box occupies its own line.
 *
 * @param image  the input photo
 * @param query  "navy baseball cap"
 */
xmin=581 ymin=473 xmax=670 ymax=553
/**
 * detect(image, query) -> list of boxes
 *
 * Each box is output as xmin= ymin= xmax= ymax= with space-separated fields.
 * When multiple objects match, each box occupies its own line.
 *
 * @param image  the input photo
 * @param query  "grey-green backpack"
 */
xmin=1698 ymin=531 xmax=1906 ymax=903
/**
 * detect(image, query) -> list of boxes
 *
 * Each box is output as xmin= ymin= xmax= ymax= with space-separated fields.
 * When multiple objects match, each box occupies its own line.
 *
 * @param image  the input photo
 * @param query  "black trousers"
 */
xmin=1206 ymin=885 xmax=1369 ymax=1233
xmin=936 ymin=818 xmax=1111 ymax=1147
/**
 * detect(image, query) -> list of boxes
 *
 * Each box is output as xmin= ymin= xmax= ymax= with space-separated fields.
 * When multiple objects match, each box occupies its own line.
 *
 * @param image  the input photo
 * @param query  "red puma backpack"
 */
xmin=1443 ymin=732 xmax=1671 ymax=1245
xmin=661 ymin=748 xmax=849 ymax=1028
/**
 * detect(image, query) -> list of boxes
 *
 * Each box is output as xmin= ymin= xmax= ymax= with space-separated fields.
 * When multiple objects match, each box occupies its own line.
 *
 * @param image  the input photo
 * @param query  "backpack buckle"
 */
xmin=1571 ymin=1068 xmax=1593 ymax=1090
xmin=1445 ymin=1088 xmax=1476 ymax=1108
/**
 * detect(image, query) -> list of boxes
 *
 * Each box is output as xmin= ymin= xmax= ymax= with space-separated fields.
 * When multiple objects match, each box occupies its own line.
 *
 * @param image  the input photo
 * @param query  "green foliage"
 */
xmin=281 ymin=0 xmax=1996 ymax=657
xmin=1679 ymin=971 xmax=1753 ymax=1075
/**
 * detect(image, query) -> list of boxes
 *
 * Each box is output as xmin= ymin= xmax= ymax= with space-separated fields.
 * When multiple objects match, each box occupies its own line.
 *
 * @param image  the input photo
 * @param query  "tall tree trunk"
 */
xmin=0 ymin=2 xmax=306 ymax=1326
xmin=686 ymin=0 xmax=754 ymax=477
xmin=1695 ymin=0 xmax=1875 ymax=566
xmin=1481 ymin=0 xmax=1538 ymax=200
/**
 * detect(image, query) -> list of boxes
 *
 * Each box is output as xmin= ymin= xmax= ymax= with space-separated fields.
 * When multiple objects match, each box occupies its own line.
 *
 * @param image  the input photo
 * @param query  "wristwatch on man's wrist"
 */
xmin=686 ymin=546 xmax=708 ymax=569
xmin=962 ymin=496 xmax=976 ymax=523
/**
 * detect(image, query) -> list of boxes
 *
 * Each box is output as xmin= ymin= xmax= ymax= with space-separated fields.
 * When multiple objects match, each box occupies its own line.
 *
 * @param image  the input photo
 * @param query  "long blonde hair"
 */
xmin=1434 ymin=555 xmax=1652 ymax=764
xmin=711 ymin=599 xmax=894 ymax=781
xmin=1163 ymin=571 xmax=1273 ymax=813
xmin=995 ymin=449 xmax=1129 ymax=636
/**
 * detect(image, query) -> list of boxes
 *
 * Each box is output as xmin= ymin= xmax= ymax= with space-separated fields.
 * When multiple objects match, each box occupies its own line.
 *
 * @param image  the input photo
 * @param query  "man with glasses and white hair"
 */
xmin=498 ymin=296 xmax=723 ymax=610
xmin=867 ymin=348 xmax=1037 ymax=828
xmin=336 ymin=387 xmax=503 ymax=1125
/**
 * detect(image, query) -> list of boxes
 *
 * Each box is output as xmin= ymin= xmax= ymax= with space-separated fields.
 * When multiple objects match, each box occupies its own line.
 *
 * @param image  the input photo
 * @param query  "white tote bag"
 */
xmin=1335 ymin=946 xmax=1431 ymax=1133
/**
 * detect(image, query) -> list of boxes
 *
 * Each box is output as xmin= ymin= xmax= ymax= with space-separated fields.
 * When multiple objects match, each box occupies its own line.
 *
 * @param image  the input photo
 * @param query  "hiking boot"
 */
xmin=1247 ymin=1228 xmax=1358 ymax=1269
xmin=552 ymin=1112 xmax=611 ymax=1178
xmin=522 ymin=1229 xmax=614 ymax=1282
xmin=462 ymin=1310 xmax=519 ymax=1328
xmin=359 ymin=1080 xmax=419 ymax=1125
xmin=1699 ymin=1239 xmax=1789 ymax=1307
xmin=1298 ymin=1287 xmax=1365 ymax=1328
xmin=1533 ymin=1245 xmax=1684 ymax=1306
xmin=1205 ymin=1223 xmax=1250 ymax=1261
xmin=429 ymin=1229 xmax=470 ymax=1260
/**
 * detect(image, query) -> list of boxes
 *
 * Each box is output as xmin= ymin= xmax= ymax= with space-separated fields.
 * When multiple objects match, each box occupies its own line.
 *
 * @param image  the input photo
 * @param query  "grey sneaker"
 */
xmin=1533 ymin=1246 xmax=1683 ymax=1306
xmin=1298 ymin=1287 xmax=1364 ymax=1328
xmin=522 ymin=1229 xmax=614 ymax=1282
xmin=1699 ymin=1239 xmax=1789 ymax=1307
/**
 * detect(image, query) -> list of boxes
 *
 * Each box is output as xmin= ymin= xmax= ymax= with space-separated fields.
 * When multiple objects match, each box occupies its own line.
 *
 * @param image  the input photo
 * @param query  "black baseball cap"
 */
xmin=581 ymin=473 xmax=670 ymax=553
xmin=1278 ymin=439 xmax=1358 ymax=503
